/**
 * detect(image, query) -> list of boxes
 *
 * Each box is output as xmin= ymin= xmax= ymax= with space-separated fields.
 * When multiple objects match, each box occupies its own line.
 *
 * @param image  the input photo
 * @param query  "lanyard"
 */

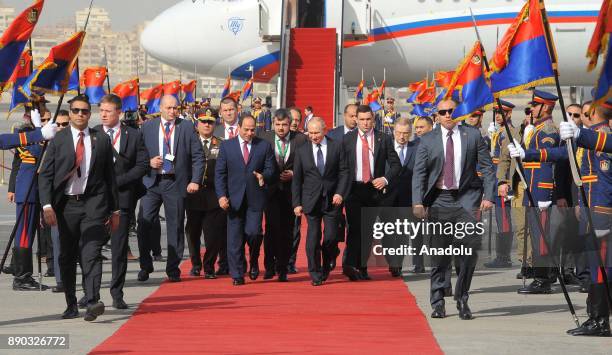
xmin=275 ymin=136 xmax=288 ymax=162
xmin=160 ymin=121 xmax=175 ymax=154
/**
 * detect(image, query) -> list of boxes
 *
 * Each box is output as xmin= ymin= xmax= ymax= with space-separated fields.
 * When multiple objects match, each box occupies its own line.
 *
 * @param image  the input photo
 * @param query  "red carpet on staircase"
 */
xmin=91 ymin=234 xmax=441 ymax=354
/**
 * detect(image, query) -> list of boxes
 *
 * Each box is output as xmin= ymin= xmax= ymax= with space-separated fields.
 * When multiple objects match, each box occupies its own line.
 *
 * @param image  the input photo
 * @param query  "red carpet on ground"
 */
xmin=91 ymin=228 xmax=441 ymax=354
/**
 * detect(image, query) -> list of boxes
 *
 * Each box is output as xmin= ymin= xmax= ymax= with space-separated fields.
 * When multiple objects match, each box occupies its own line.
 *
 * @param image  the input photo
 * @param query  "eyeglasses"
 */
xmin=568 ymin=113 xmax=581 ymax=119
xmin=70 ymin=108 xmax=91 ymax=115
xmin=57 ymin=122 xmax=70 ymax=127
xmin=438 ymin=108 xmax=454 ymax=116
xmin=524 ymin=108 xmax=532 ymax=115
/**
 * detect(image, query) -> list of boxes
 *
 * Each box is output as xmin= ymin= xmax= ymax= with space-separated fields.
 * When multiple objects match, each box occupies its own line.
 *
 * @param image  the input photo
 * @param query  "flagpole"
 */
xmin=136 ymin=52 xmax=141 ymax=107
xmin=539 ymin=0 xmax=612 ymax=309
xmin=468 ymin=7 xmax=580 ymax=326
xmin=103 ymin=46 xmax=111 ymax=93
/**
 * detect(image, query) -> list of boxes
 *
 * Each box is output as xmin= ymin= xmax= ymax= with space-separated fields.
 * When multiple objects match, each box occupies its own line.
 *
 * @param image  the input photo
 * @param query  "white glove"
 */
xmin=30 ymin=109 xmax=42 ymax=128
xmin=523 ymin=124 xmax=535 ymax=144
xmin=487 ymin=122 xmax=496 ymax=138
xmin=560 ymin=121 xmax=579 ymax=140
xmin=538 ymin=201 xmax=552 ymax=210
xmin=41 ymin=123 xmax=58 ymax=140
xmin=384 ymin=116 xmax=393 ymax=123
xmin=595 ymin=229 xmax=610 ymax=238
xmin=507 ymin=140 xmax=525 ymax=159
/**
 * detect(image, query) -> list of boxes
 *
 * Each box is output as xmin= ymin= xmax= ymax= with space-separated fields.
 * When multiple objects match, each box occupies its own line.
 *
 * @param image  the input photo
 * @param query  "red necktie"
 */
xmin=74 ymin=131 xmax=85 ymax=178
xmin=361 ymin=133 xmax=372 ymax=182
xmin=242 ymin=141 xmax=249 ymax=164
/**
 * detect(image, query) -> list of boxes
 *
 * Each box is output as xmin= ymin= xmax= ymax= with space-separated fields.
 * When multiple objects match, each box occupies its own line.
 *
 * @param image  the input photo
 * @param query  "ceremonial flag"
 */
xmin=488 ymin=0 xmax=554 ymax=96
xmin=241 ymin=78 xmax=253 ymax=101
xmin=0 ymin=0 xmax=44 ymax=90
xmin=182 ymin=80 xmax=196 ymax=103
xmin=379 ymin=79 xmax=386 ymax=99
xmin=587 ymin=0 xmax=612 ymax=108
xmin=113 ymin=78 xmax=139 ymax=111
xmin=221 ymin=75 xmax=231 ymax=98
xmin=82 ymin=66 xmax=107 ymax=104
xmin=6 ymin=50 xmax=32 ymax=112
xmin=355 ymin=79 xmax=365 ymax=100
xmin=228 ymin=90 xmax=241 ymax=102
xmin=445 ymin=41 xmax=494 ymax=121
xmin=367 ymin=88 xmax=382 ymax=112
xmin=407 ymin=79 xmax=426 ymax=103
xmin=20 ymin=31 xmax=85 ymax=98
xmin=411 ymin=103 xmax=434 ymax=117
xmin=51 ymin=65 xmax=78 ymax=94
xmin=141 ymin=84 xmax=163 ymax=114
xmin=416 ymin=81 xmax=436 ymax=104
xmin=434 ymin=70 xmax=455 ymax=89
xmin=162 ymin=80 xmax=181 ymax=101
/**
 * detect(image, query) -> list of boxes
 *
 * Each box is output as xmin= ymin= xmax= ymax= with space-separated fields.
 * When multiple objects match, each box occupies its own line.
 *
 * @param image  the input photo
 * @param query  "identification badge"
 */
xmin=165 ymin=154 xmax=175 ymax=162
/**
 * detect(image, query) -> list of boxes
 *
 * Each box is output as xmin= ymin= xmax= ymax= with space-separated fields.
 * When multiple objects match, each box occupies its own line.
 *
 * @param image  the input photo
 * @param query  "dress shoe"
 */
xmin=563 ymin=271 xmax=581 ymax=285
xmin=215 ymin=268 xmax=229 ymax=276
xmin=311 ymin=280 xmax=323 ymax=286
xmin=153 ymin=254 xmax=165 ymax=262
xmin=44 ymin=270 xmax=55 ymax=277
xmin=484 ymin=258 xmax=512 ymax=268
xmin=359 ymin=268 xmax=371 ymax=280
xmin=137 ymin=269 xmax=150 ymax=282
xmin=12 ymin=275 xmax=48 ymax=291
xmin=52 ymin=283 xmax=64 ymax=293
xmin=78 ymin=296 xmax=88 ymax=309
xmin=112 ymin=298 xmax=128 ymax=310
xmin=2 ymin=264 xmax=14 ymax=275
xmin=232 ymin=277 xmax=245 ymax=286
xmin=456 ymin=300 xmax=473 ymax=320
xmin=277 ymin=273 xmax=288 ymax=282
xmin=567 ymin=317 xmax=611 ymax=336
xmin=189 ymin=266 xmax=201 ymax=276
xmin=431 ymin=304 xmax=446 ymax=318
xmin=389 ymin=267 xmax=402 ymax=277
xmin=287 ymin=265 xmax=298 ymax=274
xmin=204 ymin=272 xmax=217 ymax=279
xmin=84 ymin=302 xmax=105 ymax=322
xmin=61 ymin=304 xmax=79 ymax=319
xmin=516 ymin=267 xmax=534 ymax=279
xmin=342 ymin=266 xmax=361 ymax=281
xmin=167 ymin=275 xmax=181 ymax=282
xmin=411 ymin=266 xmax=426 ymax=274
xmin=249 ymin=265 xmax=260 ymax=280
xmin=263 ymin=270 xmax=275 ymax=280
xmin=517 ymin=279 xmax=552 ymax=294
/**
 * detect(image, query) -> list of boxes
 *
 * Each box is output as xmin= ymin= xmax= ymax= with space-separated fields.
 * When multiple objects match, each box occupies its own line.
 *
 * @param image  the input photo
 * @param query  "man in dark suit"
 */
xmin=382 ymin=117 xmax=420 ymax=277
xmin=185 ymin=111 xmax=227 ymax=279
xmin=342 ymin=105 xmax=401 ymax=281
xmin=39 ymin=94 xmax=120 ymax=321
xmin=412 ymin=99 xmax=495 ymax=320
xmin=95 ymin=94 xmax=148 ymax=309
xmin=259 ymin=109 xmax=307 ymax=281
xmin=137 ymin=95 xmax=204 ymax=282
xmin=214 ymin=97 xmax=241 ymax=140
xmin=293 ymin=117 xmax=349 ymax=285
xmin=215 ymin=115 xmax=277 ymax=285
xmin=325 ymin=103 xmax=357 ymax=270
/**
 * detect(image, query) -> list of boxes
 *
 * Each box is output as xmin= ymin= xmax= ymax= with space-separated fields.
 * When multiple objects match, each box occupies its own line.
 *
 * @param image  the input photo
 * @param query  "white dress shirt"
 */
xmin=159 ymin=117 xmax=176 ymax=174
xmin=355 ymin=129 xmax=375 ymax=182
xmin=437 ymin=125 xmax=462 ymax=189
xmin=395 ymin=141 xmax=406 ymax=166
xmin=312 ymin=137 xmax=328 ymax=166
xmin=237 ymin=135 xmax=252 ymax=155
xmin=275 ymin=134 xmax=291 ymax=164
xmin=65 ymin=126 xmax=92 ymax=195
xmin=104 ymin=123 xmax=121 ymax=162
xmin=344 ymin=126 xmax=354 ymax=135
xmin=224 ymin=121 xmax=239 ymax=140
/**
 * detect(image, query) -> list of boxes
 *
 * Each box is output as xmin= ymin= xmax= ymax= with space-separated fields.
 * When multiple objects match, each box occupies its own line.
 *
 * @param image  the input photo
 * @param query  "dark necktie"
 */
xmin=202 ymin=138 xmax=210 ymax=156
xmin=316 ymin=143 xmax=325 ymax=175
xmin=74 ymin=131 xmax=85 ymax=178
xmin=162 ymin=122 xmax=173 ymax=172
xmin=399 ymin=145 xmax=406 ymax=166
xmin=443 ymin=130 xmax=455 ymax=188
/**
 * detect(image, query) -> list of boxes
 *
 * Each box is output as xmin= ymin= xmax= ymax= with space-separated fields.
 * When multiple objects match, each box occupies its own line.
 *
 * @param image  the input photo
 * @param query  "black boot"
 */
xmin=567 ymin=317 xmax=611 ymax=336
xmin=517 ymin=279 xmax=552 ymax=294
xmin=12 ymin=248 xmax=48 ymax=291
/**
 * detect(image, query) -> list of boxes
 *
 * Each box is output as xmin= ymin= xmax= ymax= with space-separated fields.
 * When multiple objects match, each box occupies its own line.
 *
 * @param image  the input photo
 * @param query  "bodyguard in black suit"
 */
xmin=39 ymin=95 xmax=120 ymax=321
xmin=185 ymin=112 xmax=227 ymax=279
xmin=342 ymin=105 xmax=401 ymax=281
xmin=95 ymin=94 xmax=148 ymax=309
xmin=293 ymin=117 xmax=349 ymax=285
xmin=137 ymin=95 xmax=204 ymax=282
xmin=259 ymin=109 xmax=307 ymax=281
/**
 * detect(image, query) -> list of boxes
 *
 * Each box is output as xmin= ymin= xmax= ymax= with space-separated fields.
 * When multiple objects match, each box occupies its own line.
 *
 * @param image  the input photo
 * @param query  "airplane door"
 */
xmin=344 ymin=0 xmax=371 ymax=39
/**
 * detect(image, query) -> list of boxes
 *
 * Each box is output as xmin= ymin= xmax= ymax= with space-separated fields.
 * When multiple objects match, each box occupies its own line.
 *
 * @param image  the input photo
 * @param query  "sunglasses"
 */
xmin=70 ymin=108 xmax=91 ymax=115
xmin=198 ymin=119 xmax=215 ymax=124
xmin=438 ymin=108 xmax=454 ymax=116
xmin=568 ymin=113 xmax=581 ymax=119
xmin=57 ymin=122 xmax=70 ymax=127
xmin=40 ymin=118 xmax=50 ymax=123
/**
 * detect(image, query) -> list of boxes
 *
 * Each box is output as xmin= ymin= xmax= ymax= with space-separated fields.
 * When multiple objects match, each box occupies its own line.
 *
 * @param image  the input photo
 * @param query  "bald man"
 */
xmin=137 ymin=95 xmax=204 ymax=282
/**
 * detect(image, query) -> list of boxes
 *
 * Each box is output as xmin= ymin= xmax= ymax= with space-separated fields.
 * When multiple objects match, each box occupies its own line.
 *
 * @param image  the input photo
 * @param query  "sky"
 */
xmin=1 ymin=0 xmax=182 ymax=31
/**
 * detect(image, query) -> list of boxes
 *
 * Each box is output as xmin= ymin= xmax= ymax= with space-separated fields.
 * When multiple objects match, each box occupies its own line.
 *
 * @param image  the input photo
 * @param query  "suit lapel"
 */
xmin=306 ymin=142 xmax=321 ymax=176
xmin=459 ymin=126 xmax=468 ymax=173
xmin=373 ymin=131 xmax=382 ymax=163
xmin=152 ymin=117 xmax=161 ymax=157
xmin=322 ymin=141 xmax=334 ymax=176
xmin=172 ymin=118 xmax=181 ymax=156
xmin=120 ymin=127 xmax=128 ymax=154
xmin=89 ymin=128 xmax=97 ymax=173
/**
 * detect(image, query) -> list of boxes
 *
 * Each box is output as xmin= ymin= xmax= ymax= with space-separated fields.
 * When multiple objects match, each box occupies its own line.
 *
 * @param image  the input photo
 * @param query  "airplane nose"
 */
xmin=140 ymin=12 xmax=177 ymax=64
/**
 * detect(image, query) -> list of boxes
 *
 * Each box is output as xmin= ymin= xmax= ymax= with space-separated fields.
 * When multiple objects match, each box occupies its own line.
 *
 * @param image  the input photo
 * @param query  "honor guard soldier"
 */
xmin=509 ymin=99 xmax=612 ymax=336
xmin=485 ymin=100 xmax=517 ymax=268
xmin=376 ymin=97 xmax=400 ymax=135
xmin=562 ymin=121 xmax=612 ymax=153
xmin=516 ymin=90 xmax=560 ymax=294
xmin=251 ymin=97 xmax=272 ymax=135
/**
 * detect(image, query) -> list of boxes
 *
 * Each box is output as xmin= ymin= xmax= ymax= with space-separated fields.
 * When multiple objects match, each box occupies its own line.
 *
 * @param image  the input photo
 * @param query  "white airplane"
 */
xmin=141 ymin=0 xmax=601 ymax=87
